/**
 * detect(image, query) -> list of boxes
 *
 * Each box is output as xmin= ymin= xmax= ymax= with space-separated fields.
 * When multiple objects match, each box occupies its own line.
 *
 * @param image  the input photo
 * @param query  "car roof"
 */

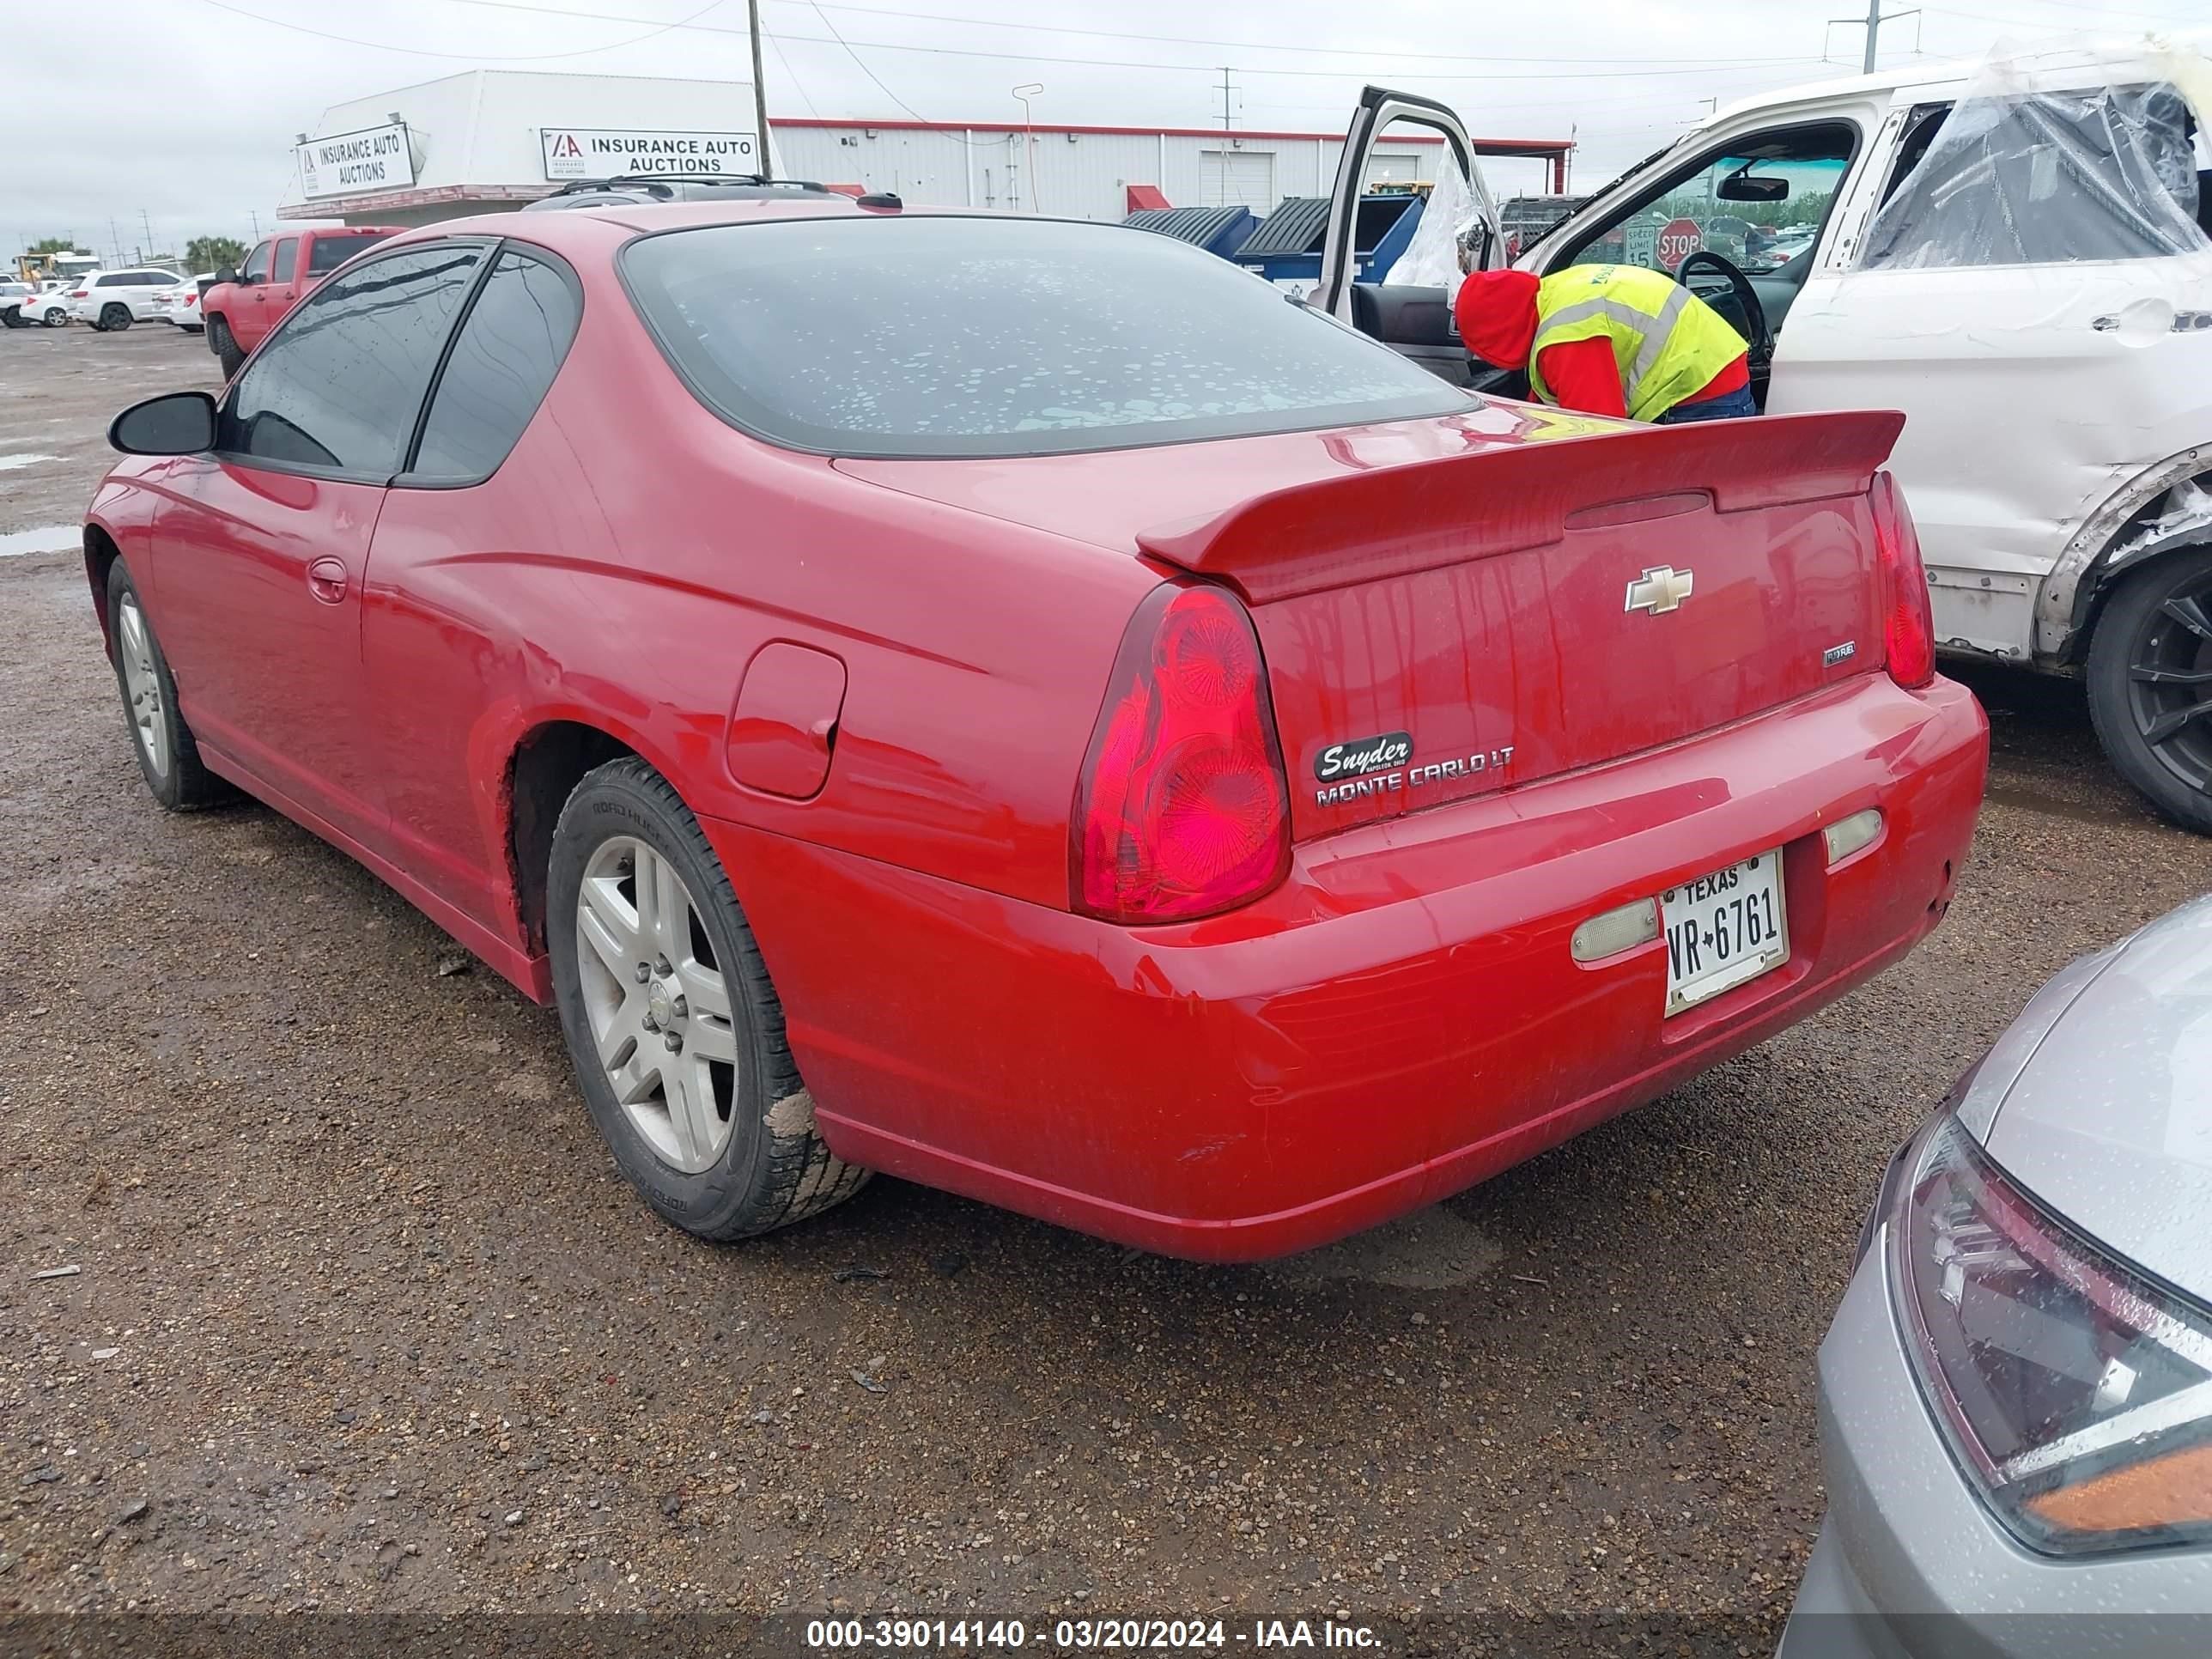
xmin=381 ymin=194 xmax=880 ymax=252
xmin=1707 ymin=33 xmax=2212 ymax=126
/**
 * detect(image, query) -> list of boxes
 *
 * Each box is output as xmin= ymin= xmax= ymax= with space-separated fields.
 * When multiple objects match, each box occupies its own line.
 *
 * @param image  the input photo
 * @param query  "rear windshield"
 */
xmin=308 ymin=231 xmax=395 ymax=276
xmin=620 ymin=215 xmax=1469 ymax=458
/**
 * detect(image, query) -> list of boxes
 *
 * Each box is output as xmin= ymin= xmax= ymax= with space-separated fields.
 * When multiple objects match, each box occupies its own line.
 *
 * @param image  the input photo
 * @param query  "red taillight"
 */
xmin=1073 ymin=582 xmax=1291 ymax=924
xmin=70 ymin=289 xmax=88 ymax=298
xmin=1870 ymin=470 xmax=1936 ymax=690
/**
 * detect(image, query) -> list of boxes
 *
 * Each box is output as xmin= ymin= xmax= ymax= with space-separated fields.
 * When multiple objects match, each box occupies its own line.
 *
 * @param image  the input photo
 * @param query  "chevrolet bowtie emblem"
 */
xmin=1625 ymin=565 xmax=1694 ymax=616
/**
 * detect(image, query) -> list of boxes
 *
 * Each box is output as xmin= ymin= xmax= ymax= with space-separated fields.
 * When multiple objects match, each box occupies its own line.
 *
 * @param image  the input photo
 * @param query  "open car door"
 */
xmin=1318 ymin=87 xmax=1504 ymax=386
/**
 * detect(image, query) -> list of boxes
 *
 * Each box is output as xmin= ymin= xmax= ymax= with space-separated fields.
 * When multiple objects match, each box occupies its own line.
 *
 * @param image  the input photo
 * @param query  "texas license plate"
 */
xmin=1661 ymin=850 xmax=1789 ymax=1015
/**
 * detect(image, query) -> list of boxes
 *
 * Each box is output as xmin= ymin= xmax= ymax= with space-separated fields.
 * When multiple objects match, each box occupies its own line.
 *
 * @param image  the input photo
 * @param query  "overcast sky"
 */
xmin=7 ymin=0 xmax=2197 ymax=261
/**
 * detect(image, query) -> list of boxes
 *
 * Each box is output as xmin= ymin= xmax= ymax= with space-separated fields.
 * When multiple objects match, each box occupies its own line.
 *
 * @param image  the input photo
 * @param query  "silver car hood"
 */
xmin=1976 ymin=895 xmax=2212 ymax=1300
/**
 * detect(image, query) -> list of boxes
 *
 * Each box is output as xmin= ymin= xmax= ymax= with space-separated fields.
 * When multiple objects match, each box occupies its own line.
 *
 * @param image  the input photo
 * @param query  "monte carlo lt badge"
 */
xmin=1312 ymin=730 xmax=1516 ymax=808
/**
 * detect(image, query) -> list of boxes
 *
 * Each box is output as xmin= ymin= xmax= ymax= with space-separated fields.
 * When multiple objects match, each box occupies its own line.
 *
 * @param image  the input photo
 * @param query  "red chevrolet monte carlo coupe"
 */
xmin=85 ymin=198 xmax=1986 ymax=1260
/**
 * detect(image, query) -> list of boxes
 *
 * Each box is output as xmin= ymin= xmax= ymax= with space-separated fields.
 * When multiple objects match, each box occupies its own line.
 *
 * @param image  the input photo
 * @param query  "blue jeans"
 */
xmin=1657 ymin=384 xmax=1759 ymax=423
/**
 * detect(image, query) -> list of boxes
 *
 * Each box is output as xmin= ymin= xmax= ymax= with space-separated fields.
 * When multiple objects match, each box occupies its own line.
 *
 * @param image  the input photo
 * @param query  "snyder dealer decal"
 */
xmin=1312 ymin=732 xmax=1516 ymax=807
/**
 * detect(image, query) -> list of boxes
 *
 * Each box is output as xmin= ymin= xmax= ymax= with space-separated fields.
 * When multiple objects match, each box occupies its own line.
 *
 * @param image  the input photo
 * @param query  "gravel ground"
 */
xmin=4 ymin=325 xmax=2209 ymax=1647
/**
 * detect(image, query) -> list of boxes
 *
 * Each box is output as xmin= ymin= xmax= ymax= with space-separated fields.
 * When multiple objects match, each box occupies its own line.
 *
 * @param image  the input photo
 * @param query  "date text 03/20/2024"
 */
xmin=804 ymin=1616 xmax=1382 ymax=1649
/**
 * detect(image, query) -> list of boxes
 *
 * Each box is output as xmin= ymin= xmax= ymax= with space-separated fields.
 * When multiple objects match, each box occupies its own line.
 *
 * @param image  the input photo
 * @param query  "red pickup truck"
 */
xmin=202 ymin=225 xmax=400 ymax=378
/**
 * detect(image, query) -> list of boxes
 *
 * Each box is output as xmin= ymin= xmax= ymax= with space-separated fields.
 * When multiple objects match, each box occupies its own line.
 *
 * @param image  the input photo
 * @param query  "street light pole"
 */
xmin=1012 ymin=83 xmax=1043 ymax=213
xmin=748 ymin=0 xmax=772 ymax=180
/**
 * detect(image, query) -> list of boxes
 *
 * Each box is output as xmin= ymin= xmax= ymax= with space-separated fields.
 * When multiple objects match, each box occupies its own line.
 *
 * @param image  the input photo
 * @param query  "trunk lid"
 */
xmin=836 ymin=404 xmax=1905 ymax=839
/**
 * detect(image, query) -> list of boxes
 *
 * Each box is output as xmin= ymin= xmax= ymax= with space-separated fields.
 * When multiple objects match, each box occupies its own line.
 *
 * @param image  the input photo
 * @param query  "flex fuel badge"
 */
xmin=1312 ymin=732 xmax=1516 ymax=808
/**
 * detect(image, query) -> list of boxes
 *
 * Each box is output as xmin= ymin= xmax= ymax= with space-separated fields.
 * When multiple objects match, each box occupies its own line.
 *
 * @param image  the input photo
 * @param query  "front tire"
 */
xmin=2087 ymin=545 xmax=2212 ymax=835
xmin=106 ymin=561 xmax=224 ymax=811
xmin=547 ymin=757 xmax=870 ymax=1241
xmin=209 ymin=315 xmax=244 ymax=379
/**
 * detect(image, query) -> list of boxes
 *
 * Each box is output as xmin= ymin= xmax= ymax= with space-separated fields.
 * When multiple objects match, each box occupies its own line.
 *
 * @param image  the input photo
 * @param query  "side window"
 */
xmin=98 ymin=274 xmax=130 ymax=288
xmin=1862 ymin=82 xmax=2208 ymax=269
xmin=274 ymin=237 xmax=300 ymax=283
xmin=241 ymin=242 xmax=272 ymax=283
xmin=1558 ymin=124 xmax=1856 ymax=278
xmin=221 ymin=244 xmax=485 ymax=476
xmin=410 ymin=250 xmax=582 ymax=483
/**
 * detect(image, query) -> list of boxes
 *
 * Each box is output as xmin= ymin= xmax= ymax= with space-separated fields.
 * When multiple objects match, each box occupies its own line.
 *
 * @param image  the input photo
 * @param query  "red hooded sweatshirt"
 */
xmin=1452 ymin=269 xmax=1747 ymax=419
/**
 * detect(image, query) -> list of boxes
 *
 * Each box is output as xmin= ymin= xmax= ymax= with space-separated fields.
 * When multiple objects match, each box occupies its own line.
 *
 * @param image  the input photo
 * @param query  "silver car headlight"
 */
xmin=1887 ymin=1114 xmax=2212 ymax=1556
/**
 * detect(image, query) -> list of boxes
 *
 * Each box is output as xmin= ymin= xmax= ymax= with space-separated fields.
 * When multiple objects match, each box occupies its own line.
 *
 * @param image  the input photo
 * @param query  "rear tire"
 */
xmin=99 ymin=303 xmax=131 ymax=331
xmin=41 ymin=307 xmax=67 ymax=327
xmin=546 ymin=757 xmax=871 ymax=1241
xmin=209 ymin=315 xmax=244 ymax=380
xmin=105 ymin=561 xmax=225 ymax=811
xmin=2087 ymin=545 xmax=2212 ymax=836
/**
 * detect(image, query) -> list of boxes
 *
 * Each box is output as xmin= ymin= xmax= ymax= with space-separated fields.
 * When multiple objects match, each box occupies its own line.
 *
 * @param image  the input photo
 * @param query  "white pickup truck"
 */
xmin=1320 ymin=41 xmax=2212 ymax=831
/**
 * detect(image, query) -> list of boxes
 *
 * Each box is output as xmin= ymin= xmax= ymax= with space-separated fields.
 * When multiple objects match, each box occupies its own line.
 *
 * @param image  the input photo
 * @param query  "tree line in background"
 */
xmin=15 ymin=233 xmax=249 ymax=271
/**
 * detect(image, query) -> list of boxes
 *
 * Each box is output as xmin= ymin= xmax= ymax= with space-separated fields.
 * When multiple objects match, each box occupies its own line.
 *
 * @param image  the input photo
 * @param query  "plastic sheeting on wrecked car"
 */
xmin=1859 ymin=42 xmax=2212 ymax=270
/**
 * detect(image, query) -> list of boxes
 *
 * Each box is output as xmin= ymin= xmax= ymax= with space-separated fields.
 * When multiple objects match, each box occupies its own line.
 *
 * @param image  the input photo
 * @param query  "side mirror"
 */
xmin=214 ymin=265 xmax=238 ymax=286
xmin=109 ymin=392 xmax=218 ymax=457
xmin=1717 ymin=172 xmax=1788 ymax=204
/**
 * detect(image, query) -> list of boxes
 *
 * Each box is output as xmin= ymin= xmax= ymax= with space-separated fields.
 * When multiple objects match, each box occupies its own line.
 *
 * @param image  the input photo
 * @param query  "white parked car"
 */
xmin=68 ymin=267 xmax=186 ymax=331
xmin=150 ymin=273 xmax=213 ymax=333
xmin=16 ymin=281 xmax=76 ymax=327
xmin=1320 ymin=40 xmax=2212 ymax=830
xmin=0 ymin=280 xmax=31 ymax=327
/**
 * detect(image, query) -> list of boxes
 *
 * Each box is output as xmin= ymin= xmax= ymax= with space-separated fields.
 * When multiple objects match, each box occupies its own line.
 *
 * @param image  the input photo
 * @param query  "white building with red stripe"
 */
xmin=278 ymin=70 xmax=1571 ymax=227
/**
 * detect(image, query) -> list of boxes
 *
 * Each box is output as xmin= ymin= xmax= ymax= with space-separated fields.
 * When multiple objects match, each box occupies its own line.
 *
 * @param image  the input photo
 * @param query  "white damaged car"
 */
xmin=1319 ymin=39 xmax=2212 ymax=830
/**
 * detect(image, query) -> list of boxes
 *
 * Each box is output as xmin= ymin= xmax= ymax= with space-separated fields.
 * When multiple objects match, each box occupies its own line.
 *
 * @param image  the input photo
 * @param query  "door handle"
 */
xmin=306 ymin=557 xmax=349 ymax=605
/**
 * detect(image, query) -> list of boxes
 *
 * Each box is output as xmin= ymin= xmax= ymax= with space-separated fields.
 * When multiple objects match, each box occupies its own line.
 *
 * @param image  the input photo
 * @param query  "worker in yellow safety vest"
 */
xmin=1453 ymin=262 xmax=1756 ymax=424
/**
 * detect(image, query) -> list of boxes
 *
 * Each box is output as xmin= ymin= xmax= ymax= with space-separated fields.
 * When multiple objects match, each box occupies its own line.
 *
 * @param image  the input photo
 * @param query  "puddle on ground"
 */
xmin=1980 ymin=781 xmax=2156 ymax=830
xmin=1260 ymin=1206 xmax=1503 ymax=1291
xmin=0 ymin=525 xmax=78 ymax=558
xmin=0 ymin=453 xmax=59 ymax=471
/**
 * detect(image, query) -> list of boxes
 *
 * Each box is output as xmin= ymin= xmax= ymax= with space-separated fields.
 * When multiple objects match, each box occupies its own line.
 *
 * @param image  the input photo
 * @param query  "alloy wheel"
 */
xmin=2126 ymin=582 xmax=2212 ymax=794
xmin=573 ymin=836 xmax=741 ymax=1174
xmin=116 ymin=594 xmax=170 ymax=780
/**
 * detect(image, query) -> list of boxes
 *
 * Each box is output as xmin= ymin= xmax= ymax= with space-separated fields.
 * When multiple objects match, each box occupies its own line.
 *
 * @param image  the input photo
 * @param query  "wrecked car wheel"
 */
xmin=546 ymin=757 xmax=870 ymax=1239
xmin=2088 ymin=546 xmax=2212 ymax=836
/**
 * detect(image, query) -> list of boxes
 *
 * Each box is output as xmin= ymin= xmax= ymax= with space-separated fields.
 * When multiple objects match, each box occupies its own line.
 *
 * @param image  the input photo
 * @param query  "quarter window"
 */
xmin=410 ymin=250 xmax=581 ymax=483
xmin=1861 ymin=82 xmax=2208 ymax=269
xmin=221 ymin=244 xmax=485 ymax=475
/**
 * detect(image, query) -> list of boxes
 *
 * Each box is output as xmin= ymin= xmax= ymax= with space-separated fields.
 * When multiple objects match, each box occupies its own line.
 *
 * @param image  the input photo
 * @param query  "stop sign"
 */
xmin=1656 ymin=217 xmax=1703 ymax=271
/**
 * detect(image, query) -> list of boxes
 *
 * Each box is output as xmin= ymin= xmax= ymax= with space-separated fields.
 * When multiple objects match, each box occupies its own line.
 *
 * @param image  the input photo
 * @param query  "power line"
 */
xmin=191 ymin=0 xmax=737 ymax=61
xmin=428 ymin=0 xmax=1832 ymax=82
xmin=758 ymin=0 xmax=1826 ymax=68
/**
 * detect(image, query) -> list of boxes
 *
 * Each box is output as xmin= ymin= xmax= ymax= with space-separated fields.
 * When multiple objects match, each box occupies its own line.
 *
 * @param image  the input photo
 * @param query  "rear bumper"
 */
xmin=708 ymin=672 xmax=1987 ymax=1261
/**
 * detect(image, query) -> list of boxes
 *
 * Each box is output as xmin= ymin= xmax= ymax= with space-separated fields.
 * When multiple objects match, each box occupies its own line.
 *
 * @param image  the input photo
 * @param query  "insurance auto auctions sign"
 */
xmin=295 ymin=122 xmax=416 ymax=201
xmin=540 ymin=127 xmax=759 ymax=180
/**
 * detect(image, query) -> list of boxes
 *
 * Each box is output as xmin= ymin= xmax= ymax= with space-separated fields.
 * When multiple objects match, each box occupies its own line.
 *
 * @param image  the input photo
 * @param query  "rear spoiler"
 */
xmin=1135 ymin=410 xmax=1905 ymax=605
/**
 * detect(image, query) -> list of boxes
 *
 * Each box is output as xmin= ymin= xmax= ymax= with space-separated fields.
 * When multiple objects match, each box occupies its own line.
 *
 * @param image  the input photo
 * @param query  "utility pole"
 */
xmin=138 ymin=209 xmax=154 ymax=264
xmin=107 ymin=217 xmax=123 ymax=266
xmin=1217 ymin=66 xmax=1240 ymax=210
xmin=1827 ymin=2 xmax=1919 ymax=73
xmin=746 ymin=0 xmax=772 ymax=180
xmin=250 ymin=210 xmax=261 ymax=238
